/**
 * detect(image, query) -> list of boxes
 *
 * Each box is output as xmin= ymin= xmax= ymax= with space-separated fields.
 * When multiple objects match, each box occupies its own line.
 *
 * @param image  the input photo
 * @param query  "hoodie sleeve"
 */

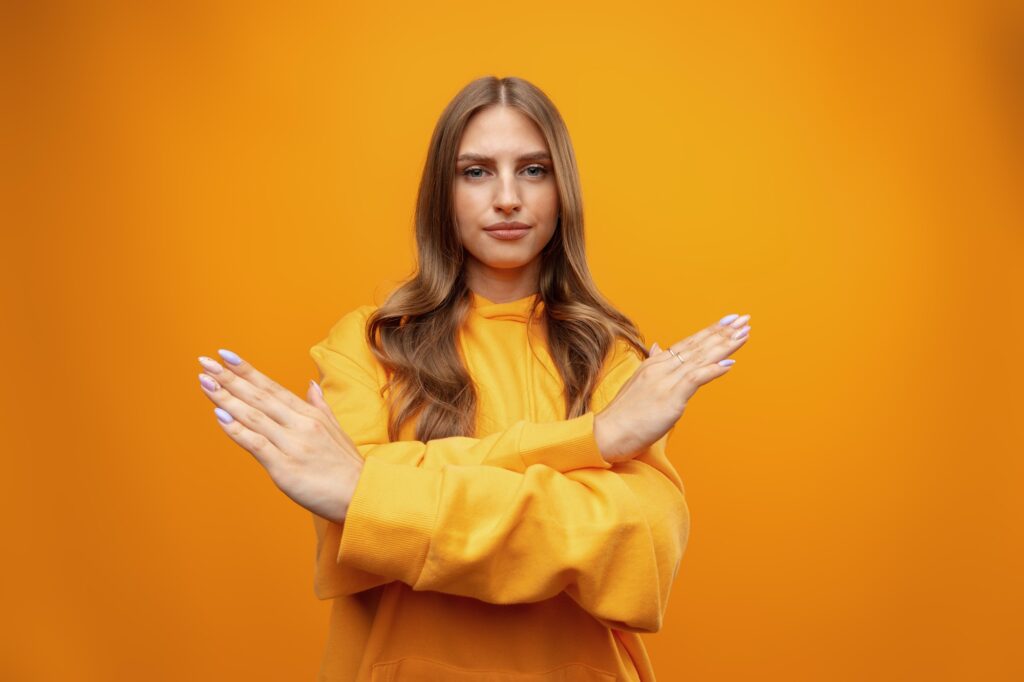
xmin=308 ymin=305 xmax=615 ymax=474
xmin=312 ymin=307 xmax=690 ymax=633
xmin=308 ymin=305 xmax=616 ymax=600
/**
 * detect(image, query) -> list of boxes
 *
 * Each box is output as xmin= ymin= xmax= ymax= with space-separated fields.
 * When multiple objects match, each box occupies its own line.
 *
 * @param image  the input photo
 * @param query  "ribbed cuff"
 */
xmin=337 ymin=457 xmax=442 ymax=587
xmin=519 ymin=411 xmax=612 ymax=471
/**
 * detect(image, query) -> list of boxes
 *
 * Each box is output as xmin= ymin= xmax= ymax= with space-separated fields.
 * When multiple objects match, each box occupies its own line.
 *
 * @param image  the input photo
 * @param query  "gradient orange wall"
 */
xmin=3 ymin=1 xmax=1021 ymax=679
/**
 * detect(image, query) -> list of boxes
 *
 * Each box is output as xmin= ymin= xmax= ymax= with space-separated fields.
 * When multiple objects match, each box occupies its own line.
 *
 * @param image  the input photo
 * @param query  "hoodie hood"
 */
xmin=469 ymin=290 xmax=545 ymax=322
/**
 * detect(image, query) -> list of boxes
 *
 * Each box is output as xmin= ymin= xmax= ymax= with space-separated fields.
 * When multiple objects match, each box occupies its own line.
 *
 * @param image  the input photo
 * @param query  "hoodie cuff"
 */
xmin=519 ymin=411 xmax=612 ymax=471
xmin=337 ymin=457 xmax=442 ymax=587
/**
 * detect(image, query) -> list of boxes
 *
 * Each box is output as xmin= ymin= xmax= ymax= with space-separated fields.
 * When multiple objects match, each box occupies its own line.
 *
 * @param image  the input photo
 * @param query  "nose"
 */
xmin=493 ymin=174 xmax=522 ymax=214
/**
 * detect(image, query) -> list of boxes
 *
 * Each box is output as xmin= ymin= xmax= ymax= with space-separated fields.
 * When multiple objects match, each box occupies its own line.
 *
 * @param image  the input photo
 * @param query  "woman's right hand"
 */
xmin=594 ymin=313 xmax=751 ymax=463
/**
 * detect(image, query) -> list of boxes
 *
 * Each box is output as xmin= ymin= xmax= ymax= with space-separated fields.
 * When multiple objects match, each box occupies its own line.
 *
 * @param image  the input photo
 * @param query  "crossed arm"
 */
xmin=306 ymin=307 xmax=690 ymax=633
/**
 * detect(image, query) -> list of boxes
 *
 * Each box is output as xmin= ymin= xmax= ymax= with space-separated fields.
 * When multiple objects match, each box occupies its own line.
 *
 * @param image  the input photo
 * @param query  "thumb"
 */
xmin=649 ymin=341 xmax=661 ymax=356
xmin=307 ymin=379 xmax=333 ymax=419
xmin=308 ymin=379 xmax=359 ymax=452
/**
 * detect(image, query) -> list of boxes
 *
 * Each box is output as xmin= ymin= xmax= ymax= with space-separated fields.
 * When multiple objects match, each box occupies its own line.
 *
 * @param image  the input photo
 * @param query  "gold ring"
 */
xmin=667 ymin=348 xmax=686 ymax=367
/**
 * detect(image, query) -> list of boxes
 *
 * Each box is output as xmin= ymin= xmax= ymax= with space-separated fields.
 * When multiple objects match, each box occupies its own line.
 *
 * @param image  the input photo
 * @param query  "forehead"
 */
xmin=457 ymin=106 xmax=548 ymax=155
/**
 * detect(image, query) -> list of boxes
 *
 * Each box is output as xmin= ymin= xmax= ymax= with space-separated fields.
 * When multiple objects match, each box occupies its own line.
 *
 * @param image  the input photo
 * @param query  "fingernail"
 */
xmin=730 ymin=314 xmax=751 ymax=329
xmin=719 ymin=359 xmax=736 ymax=367
xmin=199 ymin=373 xmax=219 ymax=391
xmin=218 ymin=349 xmax=242 ymax=365
xmin=719 ymin=314 xmax=739 ymax=326
xmin=198 ymin=356 xmax=223 ymax=374
xmin=310 ymin=379 xmax=323 ymax=397
xmin=214 ymin=407 xmax=233 ymax=423
xmin=732 ymin=325 xmax=750 ymax=340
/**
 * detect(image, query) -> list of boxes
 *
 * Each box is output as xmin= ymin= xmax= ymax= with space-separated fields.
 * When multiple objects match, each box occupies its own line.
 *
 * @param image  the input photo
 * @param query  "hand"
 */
xmin=594 ymin=313 xmax=751 ymax=463
xmin=196 ymin=349 xmax=364 ymax=524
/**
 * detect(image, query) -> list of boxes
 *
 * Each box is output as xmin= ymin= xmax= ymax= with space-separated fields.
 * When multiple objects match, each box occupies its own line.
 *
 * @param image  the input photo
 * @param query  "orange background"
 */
xmin=3 ymin=1 xmax=1021 ymax=679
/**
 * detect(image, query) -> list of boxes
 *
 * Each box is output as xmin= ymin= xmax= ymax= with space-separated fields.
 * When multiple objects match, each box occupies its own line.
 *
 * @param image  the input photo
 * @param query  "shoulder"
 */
xmin=323 ymin=304 xmax=378 ymax=344
xmin=309 ymin=304 xmax=383 ymax=382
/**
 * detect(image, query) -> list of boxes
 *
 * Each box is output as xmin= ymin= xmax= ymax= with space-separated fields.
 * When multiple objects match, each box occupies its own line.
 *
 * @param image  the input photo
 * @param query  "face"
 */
xmin=453 ymin=105 xmax=559 ymax=293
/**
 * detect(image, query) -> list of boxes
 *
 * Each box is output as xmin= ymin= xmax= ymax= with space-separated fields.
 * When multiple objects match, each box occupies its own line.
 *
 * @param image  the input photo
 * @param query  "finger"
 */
xmin=671 ymin=358 xmax=736 ymax=396
xmin=670 ymin=332 xmax=748 ymax=370
xmin=307 ymin=380 xmax=346 ymax=438
xmin=214 ymin=349 xmax=326 ymax=422
xmin=212 ymin=405 xmax=286 ymax=472
xmin=664 ymin=347 xmax=705 ymax=373
xmin=669 ymin=313 xmax=751 ymax=359
xmin=676 ymin=313 xmax=751 ymax=349
xmin=199 ymin=372 xmax=294 ymax=451
xmin=308 ymin=381 xmax=364 ymax=454
xmin=646 ymin=342 xmax=686 ymax=370
xmin=199 ymin=351 xmax=309 ymax=429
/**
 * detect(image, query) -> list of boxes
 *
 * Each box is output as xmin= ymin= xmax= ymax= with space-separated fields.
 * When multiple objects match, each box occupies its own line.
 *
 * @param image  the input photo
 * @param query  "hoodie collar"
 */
xmin=469 ymin=290 xmax=545 ymax=322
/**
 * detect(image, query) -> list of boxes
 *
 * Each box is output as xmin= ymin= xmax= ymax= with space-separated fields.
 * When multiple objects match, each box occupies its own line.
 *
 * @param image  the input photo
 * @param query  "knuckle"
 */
xmin=297 ymin=439 xmax=318 ymax=458
xmin=252 ymin=433 xmax=272 ymax=454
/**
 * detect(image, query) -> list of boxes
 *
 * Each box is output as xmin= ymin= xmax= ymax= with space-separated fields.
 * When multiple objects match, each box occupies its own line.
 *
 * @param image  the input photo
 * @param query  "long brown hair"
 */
xmin=365 ymin=76 xmax=648 ymax=441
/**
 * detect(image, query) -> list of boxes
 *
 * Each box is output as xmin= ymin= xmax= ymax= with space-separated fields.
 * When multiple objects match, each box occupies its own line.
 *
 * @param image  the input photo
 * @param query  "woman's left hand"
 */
xmin=196 ymin=349 xmax=364 ymax=524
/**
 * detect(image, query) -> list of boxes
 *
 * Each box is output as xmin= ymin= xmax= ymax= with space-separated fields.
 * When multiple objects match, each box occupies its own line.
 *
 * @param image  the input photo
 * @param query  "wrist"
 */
xmin=334 ymin=463 xmax=363 ymax=524
xmin=593 ymin=410 xmax=621 ymax=462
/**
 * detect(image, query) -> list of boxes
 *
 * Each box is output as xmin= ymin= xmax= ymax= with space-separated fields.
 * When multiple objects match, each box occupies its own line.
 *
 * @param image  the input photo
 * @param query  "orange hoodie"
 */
xmin=308 ymin=290 xmax=690 ymax=681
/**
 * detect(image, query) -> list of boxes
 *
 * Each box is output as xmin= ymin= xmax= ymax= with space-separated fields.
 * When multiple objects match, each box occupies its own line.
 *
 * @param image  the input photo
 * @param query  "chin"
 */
xmin=481 ymin=257 xmax=534 ymax=269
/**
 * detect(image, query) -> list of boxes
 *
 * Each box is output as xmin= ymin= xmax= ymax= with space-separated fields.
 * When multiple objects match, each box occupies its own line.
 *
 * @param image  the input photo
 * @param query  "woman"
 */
xmin=197 ymin=76 xmax=751 ymax=681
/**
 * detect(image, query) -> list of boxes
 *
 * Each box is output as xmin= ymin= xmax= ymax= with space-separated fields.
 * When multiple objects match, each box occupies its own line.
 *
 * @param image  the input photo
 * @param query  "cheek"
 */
xmin=530 ymin=184 xmax=559 ymax=214
xmin=453 ymin=186 xmax=484 ymax=218
xmin=452 ymin=190 xmax=473 ymax=236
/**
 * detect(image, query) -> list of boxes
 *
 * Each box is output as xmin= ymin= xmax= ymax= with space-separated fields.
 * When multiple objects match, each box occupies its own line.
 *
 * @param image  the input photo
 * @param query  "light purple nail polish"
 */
xmin=732 ymin=325 xmax=750 ymax=340
xmin=719 ymin=359 xmax=736 ymax=366
xmin=310 ymin=379 xmax=324 ymax=397
xmin=730 ymin=314 xmax=751 ymax=328
xmin=719 ymin=314 xmax=739 ymax=326
xmin=198 ymin=356 xmax=223 ymax=374
xmin=199 ymin=373 xmax=218 ymax=391
xmin=214 ymin=407 xmax=233 ymax=423
xmin=218 ymin=349 xmax=242 ymax=365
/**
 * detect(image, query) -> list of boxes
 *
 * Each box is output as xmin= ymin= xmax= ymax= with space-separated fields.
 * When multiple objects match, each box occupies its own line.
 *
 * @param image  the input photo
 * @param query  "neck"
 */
xmin=464 ymin=257 xmax=540 ymax=304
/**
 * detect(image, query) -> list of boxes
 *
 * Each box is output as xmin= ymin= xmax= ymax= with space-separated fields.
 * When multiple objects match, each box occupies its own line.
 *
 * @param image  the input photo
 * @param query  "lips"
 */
xmin=484 ymin=222 xmax=531 ymax=231
xmin=484 ymin=225 xmax=531 ymax=241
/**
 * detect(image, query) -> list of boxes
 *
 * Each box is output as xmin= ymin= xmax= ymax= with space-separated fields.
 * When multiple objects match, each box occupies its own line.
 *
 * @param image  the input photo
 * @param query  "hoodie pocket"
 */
xmin=370 ymin=656 xmax=618 ymax=681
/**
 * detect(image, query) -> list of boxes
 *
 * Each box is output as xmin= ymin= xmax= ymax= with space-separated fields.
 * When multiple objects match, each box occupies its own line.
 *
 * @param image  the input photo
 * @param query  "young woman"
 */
xmin=197 ymin=76 xmax=751 ymax=681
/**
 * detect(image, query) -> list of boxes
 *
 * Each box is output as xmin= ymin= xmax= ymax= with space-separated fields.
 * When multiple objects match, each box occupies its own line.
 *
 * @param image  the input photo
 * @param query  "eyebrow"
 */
xmin=456 ymin=151 xmax=552 ymax=163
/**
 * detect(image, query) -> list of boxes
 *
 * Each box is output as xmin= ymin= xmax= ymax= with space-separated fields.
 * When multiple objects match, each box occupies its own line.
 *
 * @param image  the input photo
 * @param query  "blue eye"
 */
xmin=460 ymin=165 xmax=549 ymax=179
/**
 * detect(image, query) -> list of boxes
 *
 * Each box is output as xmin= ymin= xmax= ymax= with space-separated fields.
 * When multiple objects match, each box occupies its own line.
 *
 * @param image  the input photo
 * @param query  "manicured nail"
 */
xmin=198 ymin=356 xmax=223 ymax=374
xmin=214 ymin=407 xmax=233 ymax=423
xmin=198 ymin=373 xmax=219 ymax=391
xmin=719 ymin=314 xmax=739 ymax=326
xmin=310 ymin=379 xmax=324 ymax=398
xmin=732 ymin=325 xmax=750 ymax=340
xmin=730 ymin=314 xmax=750 ymax=328
xmin=218 ymin=349 xmax=242 ymax=365
xmin=719 ymin=359 xmax=736 ymax=367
